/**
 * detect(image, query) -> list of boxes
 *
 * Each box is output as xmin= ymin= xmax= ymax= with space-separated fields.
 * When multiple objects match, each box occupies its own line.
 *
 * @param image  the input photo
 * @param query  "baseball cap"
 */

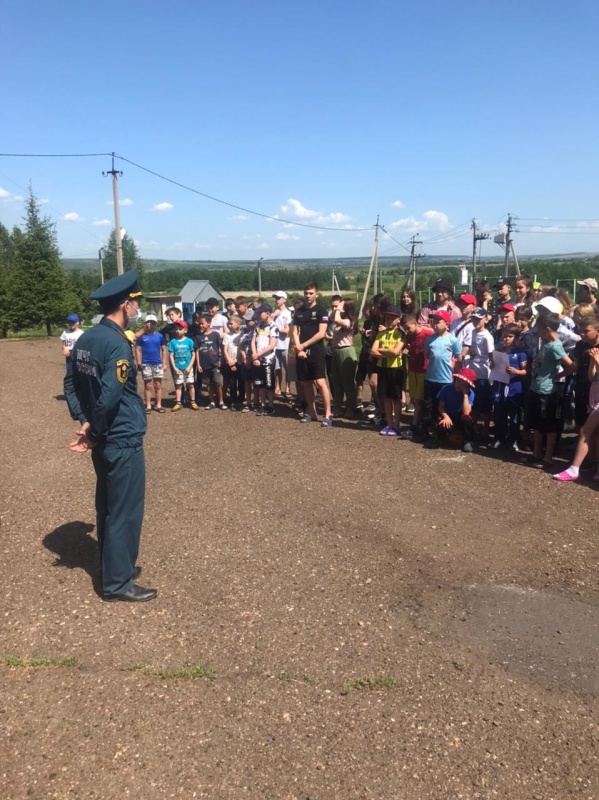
xmin=470 ymin=307 xmax=488 ymax=319
xmin=430 ymin=309 xmax=451 ymax=325
xmin=174 ymin=319 xmax=188 ymax=330
xmin=255 ymin=302 xmax=273 ymax=315
xmin=145 ymin=314 xmax=158 ymax=323
xmin=433 ymin=277 xmax=453 ymax=293
xmin=66 ymin=314 xmax=79 ymax=323
xmin=532 ymin=281 xmax=541 ymax=290
xmin=272 ymin=291 xmax=288 ymax=299
xmin=493 ymin=277 xmax=512 ymax=288
xmin=577 ymin=278 xmax=598 ymax=292
xmin=383 ymin=305 xmax=402 ymax=317
xmin=536 ymin=296 xmax=563 ymax=315
xmin=498 ymin=303 xmax=516 ymax=313
xmin=454 ymin=367 xmax=477 ymax=389
xmin=458 ymin=293 xmax=476 ymax=306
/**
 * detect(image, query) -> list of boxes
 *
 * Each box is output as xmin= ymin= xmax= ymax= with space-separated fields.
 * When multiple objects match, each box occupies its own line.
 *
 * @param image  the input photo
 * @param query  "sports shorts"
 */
xmin=408 ymin=370 xmax=425 ymax=402
xmin=529 ymin=390 xmax=561 ymax=434
xmin=377 ymin=366 xmax=404 ymax=401
xmin=200 ymin=367 xmax=223 ymax=387
xmin=296 ymin=345 xmax=326 ymax=382
xmin=252 ymin=359 xmax=275 ymax=390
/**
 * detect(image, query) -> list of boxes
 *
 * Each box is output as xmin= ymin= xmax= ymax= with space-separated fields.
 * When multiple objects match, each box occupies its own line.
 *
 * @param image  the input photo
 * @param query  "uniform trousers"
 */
xmin=91 ymin=437 xmax=145 ymax=596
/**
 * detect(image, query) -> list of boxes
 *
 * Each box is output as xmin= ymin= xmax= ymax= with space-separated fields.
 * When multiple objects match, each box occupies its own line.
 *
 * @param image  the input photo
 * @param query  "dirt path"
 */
xmin=1 ymin=339 xmax=597 ymax=799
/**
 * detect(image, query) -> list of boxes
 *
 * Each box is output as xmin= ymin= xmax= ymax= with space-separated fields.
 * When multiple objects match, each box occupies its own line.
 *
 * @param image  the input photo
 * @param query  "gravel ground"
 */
xmin=1 ymin=339 xmax=598 ymax=800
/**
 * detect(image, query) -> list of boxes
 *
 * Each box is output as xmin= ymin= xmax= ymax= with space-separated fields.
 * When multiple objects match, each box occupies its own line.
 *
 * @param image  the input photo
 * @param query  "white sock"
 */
xmin=565 ymin=466 xmax=579 ymax=478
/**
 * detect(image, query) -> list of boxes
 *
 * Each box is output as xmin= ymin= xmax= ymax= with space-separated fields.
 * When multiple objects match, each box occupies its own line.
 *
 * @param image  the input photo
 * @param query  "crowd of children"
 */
xmin=62 ymin=275 xmax=599 ymax=484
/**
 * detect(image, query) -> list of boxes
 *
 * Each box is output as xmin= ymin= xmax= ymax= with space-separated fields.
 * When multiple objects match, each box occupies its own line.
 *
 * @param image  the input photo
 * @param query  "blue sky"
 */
xmin=2 ymin=0 xmax=599 ymax=261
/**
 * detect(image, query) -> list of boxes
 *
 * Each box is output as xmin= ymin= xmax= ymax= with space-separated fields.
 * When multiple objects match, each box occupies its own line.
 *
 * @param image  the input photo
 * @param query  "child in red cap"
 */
xmin=436 ymin=367 xmax=478 ymax=452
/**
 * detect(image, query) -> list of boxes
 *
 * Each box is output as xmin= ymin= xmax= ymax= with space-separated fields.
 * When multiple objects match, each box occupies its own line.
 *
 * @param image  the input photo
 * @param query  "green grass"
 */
xmin=342 ymin=675 xmax=398 ymax=692
xmin=154 ymin=663 xmax=215 ymax=680
xmin=0 ymin=655 xmax=78 ymax=668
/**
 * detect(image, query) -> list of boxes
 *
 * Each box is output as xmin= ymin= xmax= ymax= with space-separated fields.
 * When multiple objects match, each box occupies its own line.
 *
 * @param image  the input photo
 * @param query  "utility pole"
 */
xmin=98 ymin=247 xmax=105 ymax=285
xmin=331 ymin=269 xmax=340 ymax=294
xmin=103 ymin=152 xmax=124 ymax=276
xmin=257 ymin=257 xmax=263 ymax=298
xmin=407 ymin=236 xmax=423 ymax=291
xmin=471 ymin=218 xmax=490 ymax=278
xmin=358 ymin=217 xmax=381 ymax=318
xmin=494 ymin=213 xmax=521 ymax=278
xmin=372 ymin=215 xmax=381 ymax=295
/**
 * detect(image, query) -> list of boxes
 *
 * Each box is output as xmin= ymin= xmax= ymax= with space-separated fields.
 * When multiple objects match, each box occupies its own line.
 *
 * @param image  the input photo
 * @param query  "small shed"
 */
xmin=145 ymin=294 xmax=183 ymax=322
xmin=179 ymin=280 xmax=225 ymax=321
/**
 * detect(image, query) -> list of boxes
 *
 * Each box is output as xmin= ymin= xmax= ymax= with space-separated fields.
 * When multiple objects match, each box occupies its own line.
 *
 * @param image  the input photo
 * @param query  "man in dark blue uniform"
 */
xmin=64 ymin=271 xmax=157 ymax=602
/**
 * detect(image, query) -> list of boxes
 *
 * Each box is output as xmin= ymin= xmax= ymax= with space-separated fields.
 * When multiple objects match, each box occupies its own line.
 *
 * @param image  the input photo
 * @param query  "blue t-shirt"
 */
xmin=493 ymin=348 xmax=527 ymax=399
xmin=425 ymin=333 xmax=461 ymax=384
xmin=531 ymin=339 xmax=567 ymax=395
xmin=437 ymin=383 xmax=475 ymax=415
xmin=136 ymin=332 xmax=165 ymax=365
xmin=168 ymin=336 xmax=195 ymax=370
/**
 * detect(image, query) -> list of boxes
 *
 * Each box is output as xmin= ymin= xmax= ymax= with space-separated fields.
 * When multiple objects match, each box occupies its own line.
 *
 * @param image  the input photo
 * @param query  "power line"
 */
xmin=0 ymin=152 xmax=112 ymax=158
xmin=0 ymin=150 xmax=373 ymax=232
xmin=114 ymin=153 xmax=373 ymax=232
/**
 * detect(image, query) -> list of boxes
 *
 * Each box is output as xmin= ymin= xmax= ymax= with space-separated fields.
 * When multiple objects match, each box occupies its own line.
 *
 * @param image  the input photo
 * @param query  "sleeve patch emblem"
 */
xmin=116 ymin=359 xmax=129 ymax=384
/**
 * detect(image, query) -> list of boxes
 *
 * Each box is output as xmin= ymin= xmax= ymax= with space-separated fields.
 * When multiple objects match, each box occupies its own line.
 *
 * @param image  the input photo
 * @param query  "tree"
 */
xmin=102 ymin=229 xmax=144 ymax=282
xmin=9 ymin=190 xmax=77 ymax=335
xmin=0 ymin=222 xmax=16 ymax=337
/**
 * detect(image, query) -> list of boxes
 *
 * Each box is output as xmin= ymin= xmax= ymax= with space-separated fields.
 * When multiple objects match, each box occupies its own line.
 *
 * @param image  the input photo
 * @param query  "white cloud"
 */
xmin=228 ymin=214 xmax=247 ymax=221
xmin=108 ymin=198 xmax=133 ymax=206
xmin=392 ymin=200 xmax=404 ymax=208
xmin=281 ymin=198 xmax=319 ymax=220
xmin=0 ymin=188 xmax=24 ymax=202
xmin=62 ymin=211 xmax=83 ymax=222
xmin=275 ymin=232 xmax=300 ymax=241
xmin=92 ymin=219 xmax=112 ymax=227
xmin=242 ymin=234 xmax=262 ymax=240
xmin=193 ymin=242 xmax=212 ymax=249
xmin=389 ymin=209 xmax=451 ymax=235
xmin=151 ymin=202 xmax=173 ymax=212
xmin=40 ymin=198 xmax=49 ymax=205
xmin=217 ymin=234 xmax=227 ymax=239
xmin=259 ymin=243 xmax=270 ymax=250
xmin=280 ymin=197 xmax=351 ymax=227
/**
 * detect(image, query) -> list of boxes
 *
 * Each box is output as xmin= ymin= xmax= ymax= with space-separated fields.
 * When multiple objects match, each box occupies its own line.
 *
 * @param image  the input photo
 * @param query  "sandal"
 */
xmin=155 ymin=407 xmax=166 ymax=414
xmin=320 ymin=418 xmax=333 ymax=428
xmin=300 ymin=414 xmax=313 ymax=423
xmin=146 ymin=408 xmax=152 ymax=414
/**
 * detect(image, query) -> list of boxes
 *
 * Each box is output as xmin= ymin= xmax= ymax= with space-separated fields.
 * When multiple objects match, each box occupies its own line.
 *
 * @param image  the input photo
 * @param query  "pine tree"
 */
xmin=9 ymin=191 xmax=77 ymax=335
xmin=0 ymin=222 xmax=15 ymax=338
xmin=101 ymin=229 xmax=144 ymax=282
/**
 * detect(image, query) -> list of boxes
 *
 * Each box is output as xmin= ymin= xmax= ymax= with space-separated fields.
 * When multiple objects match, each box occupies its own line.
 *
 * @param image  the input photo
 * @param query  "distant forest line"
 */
xmin=63 ymin=255 xmax=599 ymax=301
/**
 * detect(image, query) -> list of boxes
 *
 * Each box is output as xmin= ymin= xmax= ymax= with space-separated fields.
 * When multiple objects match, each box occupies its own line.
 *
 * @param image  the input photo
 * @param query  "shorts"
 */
xmin=377 ymin=366 xmax=404 ymax=401
xmin=408 ymin=370 xmax=425 ymax=402
xmin=142 ymin=364 xmax=164 ymax=381
xmin=252 ymin=360 xmax=275 ymax=390
xmin=589 ymin=382 xmax=599 ymax=413
xmin=356 ymin=349 xmax=375 ymax=384
xmin=529 ymin=390 xmax=561 ymax=434
xmin=240 ymin=365 xmax=253 ymax=383
xmin=296 ymin=346 xmax=326 ymax=382
xmin=473 ymin=379 xmax=493 ymax=414
xmin=275 ymin=348 xmax=288 ymax=371
xmin=174 ymin=369 xmax=194 ymax=386
xmin=200 ymin=367 xmax=223 ymax=387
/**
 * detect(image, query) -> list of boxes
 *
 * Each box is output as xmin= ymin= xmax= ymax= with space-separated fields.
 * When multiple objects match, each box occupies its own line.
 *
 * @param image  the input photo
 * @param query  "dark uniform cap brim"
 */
xmin=90 ymin=270 xmax=142 ymax=306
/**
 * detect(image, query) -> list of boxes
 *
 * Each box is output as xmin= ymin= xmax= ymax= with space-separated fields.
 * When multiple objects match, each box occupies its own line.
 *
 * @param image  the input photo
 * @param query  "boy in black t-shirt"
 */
xmin=194 ymin=315 xmax=225 ymax=409
xmin=291 ymin=282 xmax=333 ymax=427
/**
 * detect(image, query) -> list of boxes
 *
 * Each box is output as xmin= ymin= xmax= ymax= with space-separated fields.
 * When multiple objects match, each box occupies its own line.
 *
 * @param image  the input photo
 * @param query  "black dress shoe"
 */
xmin=104 ymin=584 xmax=158 ymax=602
xmin=132 ymin=565 xmax=142 ymax=580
